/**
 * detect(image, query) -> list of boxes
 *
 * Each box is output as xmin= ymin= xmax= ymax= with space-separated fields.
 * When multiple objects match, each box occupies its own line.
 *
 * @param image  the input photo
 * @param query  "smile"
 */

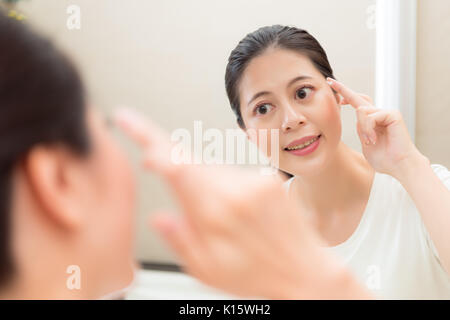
xmin=285 ymin=135 xmax=321 ymax=151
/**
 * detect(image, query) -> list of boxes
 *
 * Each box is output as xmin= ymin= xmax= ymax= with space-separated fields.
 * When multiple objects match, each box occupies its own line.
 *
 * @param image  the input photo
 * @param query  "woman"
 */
xmin=223 ymin=25 xmax=450 ymax=299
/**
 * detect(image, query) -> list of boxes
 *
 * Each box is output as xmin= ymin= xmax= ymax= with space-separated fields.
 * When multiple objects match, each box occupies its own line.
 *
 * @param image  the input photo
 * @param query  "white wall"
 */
xmin=415 ymin=0 xmax=450 ymax=168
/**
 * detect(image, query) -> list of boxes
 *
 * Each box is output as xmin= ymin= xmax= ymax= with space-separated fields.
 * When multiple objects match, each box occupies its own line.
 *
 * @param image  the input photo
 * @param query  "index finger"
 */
xmin=113 ymin=107 xmax=183 ymax=177
xmin=326 ymin=78 xmax=372 ymax=109
xmin=113 ymin=107 xmax=170 ymax=148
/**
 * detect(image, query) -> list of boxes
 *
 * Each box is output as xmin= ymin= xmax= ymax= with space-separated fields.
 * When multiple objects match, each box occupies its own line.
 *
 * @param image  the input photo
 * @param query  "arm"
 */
xmin=327 ymin=77 xmax=450 ymax=274
xmin=394 ymin=154 xmax=450 ymax=274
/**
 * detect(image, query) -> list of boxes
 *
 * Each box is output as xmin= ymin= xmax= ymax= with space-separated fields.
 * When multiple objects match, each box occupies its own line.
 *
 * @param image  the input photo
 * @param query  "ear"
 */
xmin=242 ymin=128 xmax=250 ymax=141
xmin=242 ymin=128 xmax=257 ymax=144
xmin=239 ymin=124 xmax=258 ymax=144
xmin=23 ymin=145 xmax=87 ymax=231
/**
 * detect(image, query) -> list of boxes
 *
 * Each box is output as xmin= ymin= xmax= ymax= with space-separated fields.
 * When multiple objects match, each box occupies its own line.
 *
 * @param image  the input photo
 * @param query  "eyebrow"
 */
xmin=287 ymin=75 xmax=312 ymax=87
xmin=246 ymin=75 xmax=313 ymax=106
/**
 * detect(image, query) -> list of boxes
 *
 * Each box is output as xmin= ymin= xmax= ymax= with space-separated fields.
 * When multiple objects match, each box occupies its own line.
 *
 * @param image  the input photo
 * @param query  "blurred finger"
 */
xmin=114 ymin=106 xmax=189 ymax=180
xmin=113 ymin=107 xmax=170 ymax=148
xmin=149 ymin=211 xmax=209 ymax=278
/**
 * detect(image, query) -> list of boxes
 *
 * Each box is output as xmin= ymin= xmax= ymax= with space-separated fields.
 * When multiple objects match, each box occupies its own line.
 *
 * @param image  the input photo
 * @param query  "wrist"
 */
xmin=392 ymin=152 xmax=430 ymax=184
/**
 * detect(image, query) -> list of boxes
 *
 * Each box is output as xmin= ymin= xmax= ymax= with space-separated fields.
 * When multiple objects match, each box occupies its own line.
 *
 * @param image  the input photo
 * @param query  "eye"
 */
xmin=296 ymin=86 xmax=313 ymax=100
xmin=254 ymin=103 xmax=274 ymax=115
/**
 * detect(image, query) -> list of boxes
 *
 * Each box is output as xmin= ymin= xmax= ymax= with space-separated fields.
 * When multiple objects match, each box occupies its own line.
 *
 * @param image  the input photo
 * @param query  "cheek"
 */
xmin=244 ymin=109 xmax=282 ymax=158
xmin=96 ymin=140 xmax=136 ymax=286
xmin=91 ymin=136 xmax=136 ymax=256
xmin=83 ymin=113 xmax=136 ymax=290
xmin=104 ymin=142 xmax=136 ymax=231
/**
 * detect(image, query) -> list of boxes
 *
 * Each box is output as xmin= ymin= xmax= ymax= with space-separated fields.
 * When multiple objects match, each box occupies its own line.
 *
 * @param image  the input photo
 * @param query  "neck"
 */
xmin=291 ymin=142 xmax=375 ymax=216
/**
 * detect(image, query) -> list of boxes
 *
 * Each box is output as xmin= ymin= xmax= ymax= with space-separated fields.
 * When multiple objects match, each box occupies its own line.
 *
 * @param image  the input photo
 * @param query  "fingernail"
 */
xmin=369 ymin=133 xmax=377 ymax=145
xmin=326 ymin=78 xmax=333 ymax=85
xmin=363 ymin=134 xmax=370 ymax=145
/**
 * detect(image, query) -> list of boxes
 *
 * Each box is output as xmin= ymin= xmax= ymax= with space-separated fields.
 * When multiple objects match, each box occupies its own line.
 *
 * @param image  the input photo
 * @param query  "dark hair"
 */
xmin=0 ymin=11 xmax=90 ymax=287
xmin=225 ymin=25 xmax=335 ymax=129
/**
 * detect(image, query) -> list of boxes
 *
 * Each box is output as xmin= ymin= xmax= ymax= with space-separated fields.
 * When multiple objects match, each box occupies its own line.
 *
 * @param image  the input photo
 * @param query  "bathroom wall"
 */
xmin=415 ymin=0 xmax=450 ymax=168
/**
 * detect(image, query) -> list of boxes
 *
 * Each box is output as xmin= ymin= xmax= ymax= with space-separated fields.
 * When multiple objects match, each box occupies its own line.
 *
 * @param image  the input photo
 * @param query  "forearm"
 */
xmin=394 ymin=154 xmax=450 ymax=273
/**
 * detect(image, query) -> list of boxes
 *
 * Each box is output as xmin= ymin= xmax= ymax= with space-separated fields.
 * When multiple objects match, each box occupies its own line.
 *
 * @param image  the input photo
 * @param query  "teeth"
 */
xmin=286 ymin=136 xmax=319 ymax=151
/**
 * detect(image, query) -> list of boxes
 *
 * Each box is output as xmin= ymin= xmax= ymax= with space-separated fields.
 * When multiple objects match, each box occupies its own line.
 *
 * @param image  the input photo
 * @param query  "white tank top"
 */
xmin=284 ymin=164 xmax=450 ymax=299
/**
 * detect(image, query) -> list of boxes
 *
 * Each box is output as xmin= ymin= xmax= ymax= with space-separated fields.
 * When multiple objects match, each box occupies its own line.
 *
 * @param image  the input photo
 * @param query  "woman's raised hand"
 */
xmin=113 ymin=108 xmax=372 ymax=299
xmin=327 ymin=78 xmax=428 ymax=179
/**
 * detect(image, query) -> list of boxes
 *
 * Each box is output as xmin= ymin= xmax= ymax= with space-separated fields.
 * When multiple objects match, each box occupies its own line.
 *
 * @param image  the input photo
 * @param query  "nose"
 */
xmin=281 ymin=103 xmax=306 ymax=132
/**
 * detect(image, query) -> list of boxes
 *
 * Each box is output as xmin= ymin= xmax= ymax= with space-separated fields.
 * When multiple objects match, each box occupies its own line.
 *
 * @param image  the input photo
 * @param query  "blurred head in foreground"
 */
xmin=0 ymin=11 xmax=136 ymax=299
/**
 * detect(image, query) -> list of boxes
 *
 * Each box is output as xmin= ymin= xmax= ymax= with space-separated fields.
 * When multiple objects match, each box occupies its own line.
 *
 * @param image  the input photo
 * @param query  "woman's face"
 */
xmin=78 ymin=108 xmax=137 ymax=296
xmin=238 ymin=48 xmax=342 ymax=176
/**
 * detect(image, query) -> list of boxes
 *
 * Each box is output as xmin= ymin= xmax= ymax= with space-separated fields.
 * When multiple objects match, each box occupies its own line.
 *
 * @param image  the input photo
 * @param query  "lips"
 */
xmin=284 ymin=134 xmax=322 ymax=151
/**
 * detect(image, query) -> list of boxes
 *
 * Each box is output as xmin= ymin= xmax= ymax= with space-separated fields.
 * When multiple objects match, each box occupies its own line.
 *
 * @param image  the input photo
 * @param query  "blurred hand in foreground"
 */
xmin=114 ymin=108 xmax=373 ymax=299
